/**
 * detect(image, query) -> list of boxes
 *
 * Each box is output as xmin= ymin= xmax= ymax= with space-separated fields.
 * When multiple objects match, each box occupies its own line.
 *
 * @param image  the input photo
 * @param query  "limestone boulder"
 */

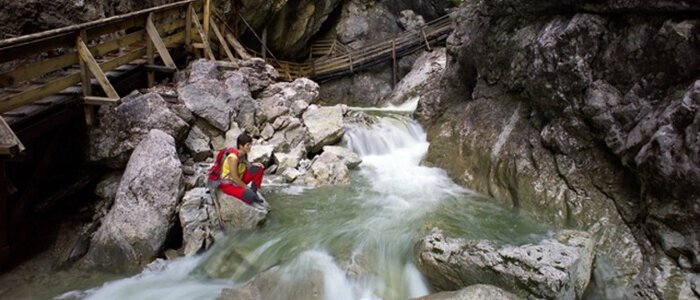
xmin=93 ymin=172 xmax=122 ymax=203
xmin=249 ymin=144 xmax=275 ymax=166
xmin=302 ymin=105 xmax=345 ymax=153
xmin=268 ymin=117 xmax=307 ymax=153
xmin=180 ymin=188 xmax=217 ymax=256
xmin=387 ymin=48 xmax=446 ymax=105
xmin=260 ymin=78 xmax=320 ymax=105
xmin=184 ymin=126 xmax=212 ymax=162
xmin=298 ymin=151 xmax=351 ymax=187
xmin=322 ymin=146 xmax=362 ymax=169
xmin=273 ymin=144 xmax=307 ymax=173
xmin=410 ymin=285 xmax=521 ymax=300
xmin=235 ymin=58 xmax=279 ymax=93
xmin=414 ymin=229 xmax=596 ymax=299
xmin=178 ymin=80 xmax=232 ymax=132
xmin=87 ymin=92 xmax=188 ymax=168
xmin=187 ymin=59 xmax=219 ymax=83
xmin=217 ymin=190 xmax=270 ymax=229
xmin=82 ymin=130 xmax=183 ymax=272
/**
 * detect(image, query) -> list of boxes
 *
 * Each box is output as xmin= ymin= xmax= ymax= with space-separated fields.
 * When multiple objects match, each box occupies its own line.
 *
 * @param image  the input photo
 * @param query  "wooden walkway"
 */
xmin=271 ymin=15 xmax=453 ymax=82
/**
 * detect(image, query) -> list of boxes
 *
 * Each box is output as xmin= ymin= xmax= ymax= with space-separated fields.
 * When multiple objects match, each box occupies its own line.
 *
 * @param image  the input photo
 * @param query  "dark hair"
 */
xmin=237 ymin=133 xmax=253 ymax=148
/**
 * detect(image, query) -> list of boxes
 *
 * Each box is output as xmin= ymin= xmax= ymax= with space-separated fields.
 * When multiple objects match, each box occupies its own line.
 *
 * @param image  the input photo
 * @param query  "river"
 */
xmin=44 ymin=106 xmax=551 ymax=300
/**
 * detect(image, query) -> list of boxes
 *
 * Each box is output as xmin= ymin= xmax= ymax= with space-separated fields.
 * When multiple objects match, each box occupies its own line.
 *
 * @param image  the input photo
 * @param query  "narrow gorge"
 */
xmin=0 ymin=0 xmax=697 ymax=300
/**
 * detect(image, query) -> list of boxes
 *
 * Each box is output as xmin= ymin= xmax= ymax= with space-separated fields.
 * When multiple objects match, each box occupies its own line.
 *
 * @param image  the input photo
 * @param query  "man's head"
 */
xmin=237 ymin=133 xmax=253 ymax=154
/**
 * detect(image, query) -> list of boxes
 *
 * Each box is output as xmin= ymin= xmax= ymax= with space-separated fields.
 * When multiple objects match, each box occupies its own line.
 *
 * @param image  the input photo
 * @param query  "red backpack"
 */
xmin=208 ymin=147 xmax=239 ymax=188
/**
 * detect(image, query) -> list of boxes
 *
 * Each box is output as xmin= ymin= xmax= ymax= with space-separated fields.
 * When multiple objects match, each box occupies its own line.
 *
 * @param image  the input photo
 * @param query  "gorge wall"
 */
xmin=417 ymin=1 xmax=700 ymax=299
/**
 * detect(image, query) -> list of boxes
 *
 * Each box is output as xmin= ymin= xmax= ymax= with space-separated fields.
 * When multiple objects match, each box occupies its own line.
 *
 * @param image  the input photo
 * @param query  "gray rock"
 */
xmin=217 ymin=190 xmax=269 ymax=229
xmin=224 ymin=122 xmax=244 ymax=148
xmin=82 ymin=130 xmax=183 ymax=272
xmin=184 ymin=126 xmax=212 ymax=162
xmin=249 ymin=144 xmax=275 ymax=166
xmin=235 ymin=58 xmax=279 ymax=93
xmin=410 ymin=284 xmax=521 ymax=300
xmin=234 ymin=96 xmax=259 ymax=136
xmin=302 ymin=105 xmax=345 ymax=153
xmin=387 ymin=48 xmax=446 ymax=105
xmin=260 ymin=123 xmax=275 ymax=140
xmin=87 ymin=92 xmax=188 ymax=168
xmin=178 ymin=80 xmax=232 ymax=132
xmin=180 ymin=188 xmax=216 ymax=256
xmin=398 ymin=10 xmax=425 ymax=31
xmin=322 ymin=146 xmax=362 ymax=169
xmin=291 ymin=100 xmax=310 ymax=117
xmin=268 ymin=117 xmax=307 ymax=153
xmin=273 ymin=144 xmax=307 ymax=173
xmin=299 ymin=151 xmax=351 ymax=187
xmin=282 ymin=168 xmax=302 ymax=183
xmin=187 ymin=59 xmax=219 ymax=83
xmin=265 ymin=0 xmax=344 ymax=57
xmin=414 ymin=229 xmax=596 ymax=299
xmin=94 ymin=172 xmax=122 ymax=203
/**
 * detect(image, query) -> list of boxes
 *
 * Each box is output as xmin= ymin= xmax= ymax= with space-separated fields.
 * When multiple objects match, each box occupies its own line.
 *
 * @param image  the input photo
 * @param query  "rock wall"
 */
xmin=418 ymin=0 xmax=700 ymax=298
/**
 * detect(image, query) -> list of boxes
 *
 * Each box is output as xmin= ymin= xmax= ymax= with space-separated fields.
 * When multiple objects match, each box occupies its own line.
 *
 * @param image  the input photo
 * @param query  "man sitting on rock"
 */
xmin=217 ymin=133 xmax=266 ymax=207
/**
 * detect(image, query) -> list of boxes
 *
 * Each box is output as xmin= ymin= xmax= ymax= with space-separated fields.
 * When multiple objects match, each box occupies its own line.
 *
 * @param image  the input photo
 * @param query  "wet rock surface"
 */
xmin=410 ymin=284 xmax=521 ymax=300
xmin=415 ymin=229 xmax=595 ymax=299
xmin=421 ymin=1 xmax=700 ymax=298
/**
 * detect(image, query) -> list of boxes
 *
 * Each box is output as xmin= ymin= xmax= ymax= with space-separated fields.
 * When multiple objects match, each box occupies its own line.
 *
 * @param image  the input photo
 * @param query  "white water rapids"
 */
xmin=60 ymin=107 xmax=547 ymax=300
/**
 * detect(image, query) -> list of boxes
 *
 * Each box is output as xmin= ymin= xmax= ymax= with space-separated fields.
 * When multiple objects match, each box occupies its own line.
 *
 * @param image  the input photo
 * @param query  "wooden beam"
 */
xmin=146 ymin=28 xmax=155 ymax=87
xmin=0 ymin=116 xmax=24 ymax=156
xmin=76 ymin=37 xmax=119 ymax=99
xmin=77 ymin=31 xmax=95 ymax=125
xmin=203 ymin=0 xmax=211 ymax=41
xmin=190 ymin=8 xmax=215 ymax=59
xmin=145 ymin=13 xmax=176 ymax=68
xmin=420 ymin=28 xmax=432 ymax=52
xmin=210 ymin=22 xmax=236 ymax=64
xmin=224 ymin=32 xmax=252 ymax=59
xmin=144 ymin=64 xmax=177 ymax=73
xmin=185 ymin=3 xmax=193 ymax=50
xmin=83 ymin=96 xmax=120 ymax=105
xmin=261 ymin=28 xmax=267 ymax=60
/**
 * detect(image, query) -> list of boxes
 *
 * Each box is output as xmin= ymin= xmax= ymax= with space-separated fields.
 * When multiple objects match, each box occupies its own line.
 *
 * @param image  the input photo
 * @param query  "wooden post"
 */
xmin=77 ymin=31 xmax=94 ymax=125
xmin=203 ymin=0 xmax=211 ymax=41
xmin=261 ymin=28 xmax=267 ymax=60
xmin=190 ymin=8 xmax=215 ymax=60
xmin=146 ymin=26 xmax=155 ymax=87
xmin=210 ymin=22 xmax=236 ymax=64
xmin=185 ymin=3 xmax=193 ymax=51
xmin=0 ymin=161 xmax=8 ymax=271
xmin=391 ymin=38 xmax=397 ymax=88
xmin=420 ymin=28 xmax=432 ymax=52
xmin=76 ymin=37 xmax=119 ymax=99
xmin=145 ymin=13 xmax=177 ymax=68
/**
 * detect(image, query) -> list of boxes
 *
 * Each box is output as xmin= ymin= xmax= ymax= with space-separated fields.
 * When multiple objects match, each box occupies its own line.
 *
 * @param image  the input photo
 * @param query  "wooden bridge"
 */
xmin=0 ymin=0 xmax=452 ymax=271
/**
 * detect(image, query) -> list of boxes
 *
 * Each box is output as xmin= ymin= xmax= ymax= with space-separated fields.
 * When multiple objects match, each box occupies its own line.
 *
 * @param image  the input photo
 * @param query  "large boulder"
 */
xmin=298 ymin=151 xmax=351 ymax=187
xmin=387 ymin=48 xmax=447 ymax=105
xmin=302 ymin=105 xmax=345 ymax=153
xmin=87 ymin=92 xmax=188 ymax=168
xmin=178 ymin=79 xmax=233 ymax=132
xmin=81 ymin=130 xmax=183 ymax=272
xmin=414 ymin=229 xmax=595 ymax=299
xmin=410 ymin=285 xmax=521 ymax=300
xmin=321 ymin=146 xmax=362 ymax=169
xmin=260 ymin=78 xmax=320 ymax=106
xmin=268 ymin=116 xmax=307 ymax=153
xmin=216 ymin=190 xmax=270 ymax=229
xmin=273 ymin=143 xmax=307 ymax=173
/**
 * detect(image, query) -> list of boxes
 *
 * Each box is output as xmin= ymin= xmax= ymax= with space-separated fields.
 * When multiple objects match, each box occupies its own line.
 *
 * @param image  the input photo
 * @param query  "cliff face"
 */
xmin=418 ymin=0 xmax=699 ymax=298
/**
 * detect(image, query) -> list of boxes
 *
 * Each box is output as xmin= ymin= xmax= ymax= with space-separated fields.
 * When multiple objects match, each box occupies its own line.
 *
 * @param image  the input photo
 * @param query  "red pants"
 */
xmin=220 ymin=166 xmax=264 ymax=204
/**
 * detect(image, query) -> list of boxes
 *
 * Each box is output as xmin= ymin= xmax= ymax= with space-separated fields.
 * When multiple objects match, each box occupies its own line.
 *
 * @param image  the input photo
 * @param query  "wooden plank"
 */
xmin=190 ymin=8 xmax=215 ymax=59
xmin=0 ymin=0 xmax=196 ymax=48
xmin=185 ymin=3 xmax=193 ymax=49
xmin=224 ymin=31 xmax=252 ymax=59
xmin=0 ymin=17 xmax=186 ymax=88
xmin=209 ymin=22 xmax=236 ymax=63
xmin=146 ymin=29 xmax=155 ymax=87
xmin=203 ymin=0 xmax=211 ymax=41
xmin=145 ymin=13 xmax=177 ymax=68
xmin=0 ymin=116 xmax=24 ymax=156
xmin=77 ymin=37 xmax=119 ymax=99
xmin=83 ymin=96 xmax=119 ymax=105
xmin=145 ymin=64 xmax=177 ymax=73
xmin=77 ymin=31 xmax=95 ymax=125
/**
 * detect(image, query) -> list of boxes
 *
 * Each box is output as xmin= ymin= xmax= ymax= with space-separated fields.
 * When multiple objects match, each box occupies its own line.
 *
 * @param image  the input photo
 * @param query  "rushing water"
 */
xmin=57 ymin=110 xmax=550 ymax=300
